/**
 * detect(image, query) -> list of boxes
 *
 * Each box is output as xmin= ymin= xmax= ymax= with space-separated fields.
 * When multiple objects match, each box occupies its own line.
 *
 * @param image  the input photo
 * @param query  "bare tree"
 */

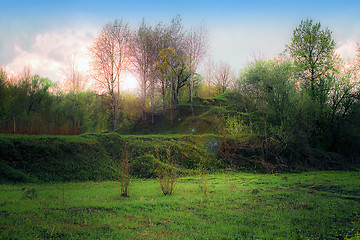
xmin=60 ymin=53 xmax=89 ymax=134
xmin=62 ymin=53 xmax=87 ymax=93
xmin=214 ymin=61 xmax=232 ymax=94
xmin=201 ymin=56 xmax=215 ymax=97
xmin=129 ymin=20 xmax=154 ymax=121
xmin=185 ymin=25 xmax=208 ymax=115
xmin=90 ymin=19 xmax=130 ymax=130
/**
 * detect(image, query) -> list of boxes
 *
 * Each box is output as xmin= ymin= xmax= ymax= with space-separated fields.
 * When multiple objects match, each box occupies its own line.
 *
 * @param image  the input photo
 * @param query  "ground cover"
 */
xmin=1 ymin=171 xmax=359 ymax=239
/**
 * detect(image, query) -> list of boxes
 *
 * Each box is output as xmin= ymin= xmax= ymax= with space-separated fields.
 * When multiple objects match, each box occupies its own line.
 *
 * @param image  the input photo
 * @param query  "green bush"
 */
xmin=0 ymin=133 xmax=220 ymax=183
xmin=0 ymin=160 xmax=35 ymax=183
xmin=131 ymin=154 xmax=157 ymax=178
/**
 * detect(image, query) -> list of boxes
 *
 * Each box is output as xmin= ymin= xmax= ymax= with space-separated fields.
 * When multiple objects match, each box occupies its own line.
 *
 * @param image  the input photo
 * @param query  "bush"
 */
xmin=131 ymin=154 xmax=157 ymax=178
xmin=156 ymin=147 xmax=178 ymax=195
xmin=0 ymin=160 xmax=35 ymax=183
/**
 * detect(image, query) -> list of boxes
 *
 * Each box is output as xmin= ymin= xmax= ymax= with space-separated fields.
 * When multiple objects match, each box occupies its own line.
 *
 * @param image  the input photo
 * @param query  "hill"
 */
xmin=117 ymin=92 xmax=242 ymax=135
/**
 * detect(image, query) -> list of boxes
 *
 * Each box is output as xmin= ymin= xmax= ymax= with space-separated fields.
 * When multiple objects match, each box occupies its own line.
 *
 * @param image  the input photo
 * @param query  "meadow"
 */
xmin=1 ymin=171 xmax=360 ymax=239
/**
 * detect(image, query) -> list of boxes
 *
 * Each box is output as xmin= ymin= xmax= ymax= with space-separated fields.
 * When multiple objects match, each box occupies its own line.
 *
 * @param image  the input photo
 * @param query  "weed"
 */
xmin=251 ymin=188 xmax=260 ymax=195
xmin=156 ymin=147 xmax=177 ymax=195
xmin=22 ymin=187 xmax=38 ymax=200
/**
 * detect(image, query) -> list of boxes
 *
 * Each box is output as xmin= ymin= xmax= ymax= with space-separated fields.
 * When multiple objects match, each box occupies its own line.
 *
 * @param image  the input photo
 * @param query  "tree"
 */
xmin=6 ymin=67 xmax=53 ymax=134
xmin=185 ymin=25 xmax=208 ymax=115
xmin=239 ymin=57 xmax=295 ymax=135
xmin=287 ymin=19 xmax=336 ymax=105
xmin=0 ymin=67 xmax=9 ymax=130
xmin=130 ymin=20 xmax=154 ymax=121
xmin=62 ymin=53 xmax=88 ymax=93
xmin=214 ymin=61 xmax=232 ymax=94
xmin=90 ymin=19 xmax=130 ymax=131
xmin=59 ymin=54 xmax=90 ymax=134
xmin=200 ymin=57 xmax=216 ymax=98
xmin=156 ymin=47 xmax=190 ymax=106
xmin=156 ymin=16 xmax=187 ymax=110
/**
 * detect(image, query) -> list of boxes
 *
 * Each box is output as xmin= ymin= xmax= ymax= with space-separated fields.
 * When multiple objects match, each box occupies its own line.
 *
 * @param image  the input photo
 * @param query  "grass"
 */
xmin=1 ymin=171 xmax=360 ymax=239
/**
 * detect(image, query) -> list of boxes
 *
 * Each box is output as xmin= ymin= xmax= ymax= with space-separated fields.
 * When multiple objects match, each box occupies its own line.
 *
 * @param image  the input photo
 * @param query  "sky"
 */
xmin=1 ymin=0 xmax=360 ymax=91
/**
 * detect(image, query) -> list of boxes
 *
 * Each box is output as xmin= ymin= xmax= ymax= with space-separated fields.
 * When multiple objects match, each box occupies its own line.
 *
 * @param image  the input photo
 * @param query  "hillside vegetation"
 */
xmin=1 ymin=92 xmax=358 ymax=183
xmin=0 ymin=132 xmax=220 ymax=183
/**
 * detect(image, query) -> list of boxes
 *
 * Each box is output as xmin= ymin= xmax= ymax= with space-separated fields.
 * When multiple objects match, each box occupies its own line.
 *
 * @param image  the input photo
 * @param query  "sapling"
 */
xmin=156 ymin=147 xmax=178 ymax=195
xmin=119 ymin=150 xmax=130 ymax=197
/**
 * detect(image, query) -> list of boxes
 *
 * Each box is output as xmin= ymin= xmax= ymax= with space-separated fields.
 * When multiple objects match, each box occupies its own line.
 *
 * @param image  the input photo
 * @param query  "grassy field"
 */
xmin=1 ymin=171 xmax=360 ymax=239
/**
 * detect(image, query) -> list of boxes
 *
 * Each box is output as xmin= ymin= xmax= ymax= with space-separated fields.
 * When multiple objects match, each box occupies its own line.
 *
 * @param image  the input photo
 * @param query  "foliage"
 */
xmin=0 ymin=133 xmax=220 ymax=183
xmin=287 ymin=19 xmax=336 ymax=104
xmin=156 ymin=47 xmax=191 ymax=106
xmin=130 ymin=154 xmax=158 ymax=178
xmin=0 ymin=134 xmax=120 ymax=182
xmin=156 ymin=147 xmax=178 ymax=195
xmin=224 ymin=115 xmax=251 ymax=138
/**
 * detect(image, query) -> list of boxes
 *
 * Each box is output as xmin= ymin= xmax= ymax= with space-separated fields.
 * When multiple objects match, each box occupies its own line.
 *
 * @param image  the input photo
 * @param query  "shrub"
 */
xmin=22 ymin=187 xmax=38 ymax=200
xmin=119 ymin=150 xmax=130 ymax=197
xmin=131 ymin=154 xmax=157 ymax=178
xmin=156 ymin=147 xmax=178 ymax=195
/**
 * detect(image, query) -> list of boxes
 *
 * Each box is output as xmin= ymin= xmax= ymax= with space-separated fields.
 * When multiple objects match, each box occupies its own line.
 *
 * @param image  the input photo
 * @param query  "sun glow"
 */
xmin=121 ymin=73 xmax=138 ymax=92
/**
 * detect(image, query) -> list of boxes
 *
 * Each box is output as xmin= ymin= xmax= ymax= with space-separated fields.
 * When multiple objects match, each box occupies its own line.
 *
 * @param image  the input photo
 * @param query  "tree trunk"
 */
xmin=190 ymin=74 xmax=194 ymax=117
xmin=110 ymin=91 xmax=116 ymax=131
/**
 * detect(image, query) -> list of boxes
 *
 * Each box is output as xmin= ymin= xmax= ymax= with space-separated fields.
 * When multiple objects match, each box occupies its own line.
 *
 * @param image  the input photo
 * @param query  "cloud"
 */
xmin=336 ymin=38 xmax=358 ymax=61
xmin=4 ymin=27 xmax=96 ymax=82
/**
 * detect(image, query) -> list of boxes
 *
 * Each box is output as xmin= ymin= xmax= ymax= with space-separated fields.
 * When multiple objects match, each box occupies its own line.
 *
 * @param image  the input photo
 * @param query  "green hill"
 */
xmin=0 ymin=133 xmax=223 ymax=183
xmin=117 ymin=92 xmax=242 ymax=135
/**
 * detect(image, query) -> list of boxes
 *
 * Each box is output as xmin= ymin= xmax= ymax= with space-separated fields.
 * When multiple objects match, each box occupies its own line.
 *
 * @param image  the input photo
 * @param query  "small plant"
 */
xmin=198 ymin=166 xmax=209 ymax=198
xmin=251 ymin=188 xmax=260 ymax=194
xmin=119 ymin=149 xmax=130 ymax=197
xmin=198 ymin=166 xmax=209 ymax=209
xmin=156 ymin=147 xmax=178 ymax=196
xmin=224 ymin=115 xmax=250 ymax=138
xmin=22 ymin=187 xmax=38 ymax=200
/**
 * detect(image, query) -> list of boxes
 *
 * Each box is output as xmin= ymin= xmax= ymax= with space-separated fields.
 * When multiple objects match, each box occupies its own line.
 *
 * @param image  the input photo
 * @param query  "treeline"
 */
xmin=232 ymin=19 xmax=360 ymax=164
xmin=0 ymin=16 xmax=231 ymax=134
xmin=0 ymin=17 xmax=360 ymax=164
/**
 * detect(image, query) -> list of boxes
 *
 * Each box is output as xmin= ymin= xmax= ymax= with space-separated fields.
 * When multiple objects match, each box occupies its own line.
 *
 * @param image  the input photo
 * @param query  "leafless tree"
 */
xmin=185 ymin=25 xmax=208 ymax=115
xmin=201 ymin=56 xmax=215 ymax=97
xmin=62 ymin=53 xmax=87 ymax=93
xmin=129 ymin=20 xmax=154 ymax=121
xmin=214 ymin=61 xmax=232 ymax=94
xmin=90 ymin=19 xmax=130 ymax=130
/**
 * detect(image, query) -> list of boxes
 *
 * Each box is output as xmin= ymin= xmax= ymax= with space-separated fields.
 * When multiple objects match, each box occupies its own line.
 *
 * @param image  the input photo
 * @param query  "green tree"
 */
xmin=287 ymin=19 xmax=336 ymax=105
xmin=156 ymin=47 xmax=190 ymax=106
xmin=0 ymin=67 xmax=9 ymax=131
xmin=239 ymin=57 xmax=294 ymax=127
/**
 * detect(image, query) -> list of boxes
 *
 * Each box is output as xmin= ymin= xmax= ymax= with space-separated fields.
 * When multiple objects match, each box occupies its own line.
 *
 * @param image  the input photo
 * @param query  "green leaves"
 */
xmin=288 ymin=18 xmax=336 ymax=104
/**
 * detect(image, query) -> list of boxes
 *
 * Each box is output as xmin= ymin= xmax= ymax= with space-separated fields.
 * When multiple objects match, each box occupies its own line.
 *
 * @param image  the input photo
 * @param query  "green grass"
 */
xmin=1 ymin=171 xmax=360 ymax=239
